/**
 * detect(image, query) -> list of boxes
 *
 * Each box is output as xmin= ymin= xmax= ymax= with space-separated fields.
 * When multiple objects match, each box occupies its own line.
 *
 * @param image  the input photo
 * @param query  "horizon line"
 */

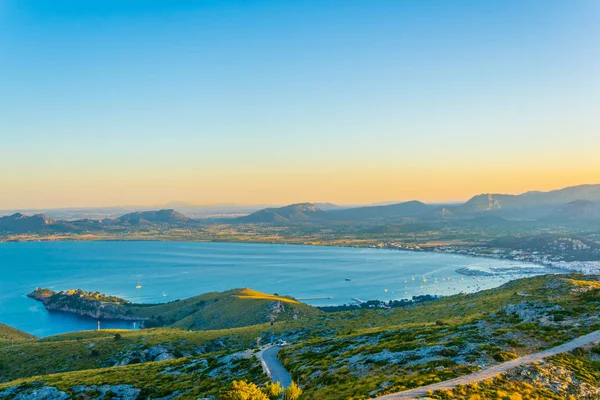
xmin=1 ymin=183 xmax=598 ymax=213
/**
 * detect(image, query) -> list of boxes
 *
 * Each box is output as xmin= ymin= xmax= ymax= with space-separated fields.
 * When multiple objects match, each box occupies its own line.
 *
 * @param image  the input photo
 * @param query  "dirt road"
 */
xmin=374 ymin=330 xmax=600 ymax=399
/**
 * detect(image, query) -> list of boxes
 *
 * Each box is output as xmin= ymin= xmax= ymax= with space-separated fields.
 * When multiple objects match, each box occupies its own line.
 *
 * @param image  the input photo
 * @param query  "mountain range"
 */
xmin=1 ymin=184 xmax=600 ymax=234
xmin=237 ymin=184 xmax=600 ymax=223
xmin=450 ymin=184 xmax=600 ymax=218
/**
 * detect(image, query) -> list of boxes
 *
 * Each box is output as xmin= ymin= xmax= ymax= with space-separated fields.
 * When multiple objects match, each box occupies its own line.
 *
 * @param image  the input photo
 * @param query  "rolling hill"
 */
xmin=0 ymin=213 xmax=56 ymax=233
xmin=3 ymin=184 xmax=600 ymax=235
xmin=29 ymin=287 xmax=322 ymax=331
xmin=0 ymin=323 xmax=35 ymax=342
xmin=115 ymin=209 xmax=190 ymax=225
xmin=543 ymin=200 xmax=600 ymax=223
xmin=4 ymin=275 xmax=600 ymax=399
xmin=453 ymin=184 xmax=600 ymax=217
xmin=328 ymin=200 xmax=432 ymax=221
xmin=238 ymin=200 xmax=432 ymax=224
xmin=236 ymin=203 xmax=328 ymax=223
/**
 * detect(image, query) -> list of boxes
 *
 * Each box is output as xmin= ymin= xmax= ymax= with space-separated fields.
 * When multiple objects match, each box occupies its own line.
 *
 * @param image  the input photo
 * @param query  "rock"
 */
xmin=72 ymin=384 xmax=141 ymax=399
xmin=506 ymin=361 xmax=600 ymax=399
xmin=0 ymin=386 xmax=70 ymax=400
xmin=268 ymin=301 xmax=285 ymax=314
xmin=147 ymin=344 xmax=175 ymax=361
xmin=501 ymin=301 xmax=563 ymax=323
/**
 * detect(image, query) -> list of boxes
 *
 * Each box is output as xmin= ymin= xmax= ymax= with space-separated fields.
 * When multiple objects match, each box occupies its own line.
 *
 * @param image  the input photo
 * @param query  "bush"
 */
xmin=440 ymin=348 xmax=459 ymax=357
xmin=493 ymin=351 xmax=518 ymax=362
xmin=263 ymin=382 xmax=284 ymax=399
xmin=223 ymin=380 xmax=268 ymax=400
xmin=572 ymin=347 xmax=587 ymax=357
xmin=283 ymin=382 xmax=302 ymax=400
xmin=113 ymin=333 xmax=122 ymax=341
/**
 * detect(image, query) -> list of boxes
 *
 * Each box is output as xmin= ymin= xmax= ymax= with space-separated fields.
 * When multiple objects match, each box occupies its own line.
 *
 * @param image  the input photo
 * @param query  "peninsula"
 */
xmin=28 ymin=287 xmax=320 ymax=330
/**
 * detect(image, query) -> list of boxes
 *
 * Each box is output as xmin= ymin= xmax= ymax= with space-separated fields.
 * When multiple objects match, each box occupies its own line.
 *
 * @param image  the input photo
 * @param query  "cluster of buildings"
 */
xmin=379 ymin=241 xmax=600 ymax=275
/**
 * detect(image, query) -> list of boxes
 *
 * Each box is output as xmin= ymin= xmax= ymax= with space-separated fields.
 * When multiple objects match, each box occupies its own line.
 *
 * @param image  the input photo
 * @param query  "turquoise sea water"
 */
xmin=0 ymin=241 xmax=547 ymax=337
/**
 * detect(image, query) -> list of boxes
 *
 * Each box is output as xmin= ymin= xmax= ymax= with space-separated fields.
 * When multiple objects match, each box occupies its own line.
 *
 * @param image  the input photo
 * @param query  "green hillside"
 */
xmin=3 ymin=275 xmax=600 ymax=399
xmin=0 ymin=348 xmax=266 ymax=399
xmin=30 ymin=287 xmax=322 ymax=331
xmin=430 ymin=346 xmax=600 ymax=399
xmin=132 ymin=288 xmax=320 ymax=330
xmin=236 ymin=203 xmax=328 ymax=223
xmin=0 ymin=323 xmax=35 ymax=344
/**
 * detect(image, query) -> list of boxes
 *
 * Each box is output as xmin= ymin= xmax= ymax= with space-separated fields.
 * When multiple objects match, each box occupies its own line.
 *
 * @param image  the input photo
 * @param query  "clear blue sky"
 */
xmin=1 ymin=1 xmax=599 ymax=208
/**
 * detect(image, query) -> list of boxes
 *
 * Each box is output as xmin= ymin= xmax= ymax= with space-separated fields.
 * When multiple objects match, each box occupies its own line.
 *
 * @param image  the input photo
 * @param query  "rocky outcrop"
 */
xmin=0 ymin=385 xmax=70 ymax=400
xmin=506 ymin=360 xmax=600 ymax=399
xmin=72 ymin=385 xmax=140 ymax=399
xmin=501 ymin=301 xmax=564 ymax=323
xmin=107 ymin=344 xmax=176 ymax=367
xmin=0 ymin=384 xmax=142 ymax=400
xmin=28 ymin=288 xmax=145 ymax=322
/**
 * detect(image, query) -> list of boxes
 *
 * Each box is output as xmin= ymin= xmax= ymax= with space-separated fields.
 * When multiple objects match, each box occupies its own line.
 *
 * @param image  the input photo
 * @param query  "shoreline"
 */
xmin=1 ymin=234 xmax=588 ymax=271
xmin=2 ymin=240 xmax=587 ymax=338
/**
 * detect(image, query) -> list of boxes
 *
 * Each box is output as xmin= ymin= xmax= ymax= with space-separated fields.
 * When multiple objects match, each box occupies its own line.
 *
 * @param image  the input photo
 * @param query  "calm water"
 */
xmin=0 ymin=241 xmax=547 ymax=337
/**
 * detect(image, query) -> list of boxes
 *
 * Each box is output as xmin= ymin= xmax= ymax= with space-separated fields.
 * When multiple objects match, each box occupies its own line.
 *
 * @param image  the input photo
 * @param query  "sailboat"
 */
xmin=136 ymin=277 xmax=142 ymax=289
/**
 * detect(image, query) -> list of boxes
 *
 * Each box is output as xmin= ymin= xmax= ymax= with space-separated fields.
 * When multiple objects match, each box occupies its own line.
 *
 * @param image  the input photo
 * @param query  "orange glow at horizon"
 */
xmin=2 ymin=164 xmax=599 ymax=209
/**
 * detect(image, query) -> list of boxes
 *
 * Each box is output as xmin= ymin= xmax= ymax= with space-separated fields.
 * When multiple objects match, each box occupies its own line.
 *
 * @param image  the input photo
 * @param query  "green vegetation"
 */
xmin=0 ymin=323 xmax=35 ymax=345
xmin=223 ymin=380 xmax=269 ymax=400
xmin=221 ymin=380 xmax=301 ymax=400
xmin=2 ymin=274 xmax=600 ymax=399
xmin=430 ymin=346 xmax=600 ymax=399
xmin=263 ymin=382 xmax=284 ymax=399
xmin=284 ymin=382 xmax=302 ymax=400
xmin=0 ymin=350 xmax=267 ymax=399
xmin=29 ymin=287 xmax=321 ymax=331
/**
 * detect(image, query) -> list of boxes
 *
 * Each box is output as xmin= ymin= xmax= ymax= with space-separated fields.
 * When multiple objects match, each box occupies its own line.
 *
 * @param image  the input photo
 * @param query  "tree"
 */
xmin=223 ymin=380 xmax=269 ymax=400
xmin=263 ymin=382 xmax=284 ymax=400
xmin=283 ymin=382 xmax=302 ymax=400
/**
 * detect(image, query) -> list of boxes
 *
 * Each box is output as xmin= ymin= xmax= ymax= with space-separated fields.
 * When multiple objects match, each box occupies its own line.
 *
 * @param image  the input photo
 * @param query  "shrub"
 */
xmin=114 ymin=333 xmax=122 ymax=341
xmin=283 ymin=382 xmax=302 ymax=400
xmin=572 ymin=347 xmax=586 ymax=357
xmin=440 ymin=348 xmax=459 ymax=357
xmin=223 ymin=380 xmax=268 ymax=400
xmin=493 ymin=351 xmax=518 ymax=362
xmin=263 ymin=382 xmax=284 ymax=399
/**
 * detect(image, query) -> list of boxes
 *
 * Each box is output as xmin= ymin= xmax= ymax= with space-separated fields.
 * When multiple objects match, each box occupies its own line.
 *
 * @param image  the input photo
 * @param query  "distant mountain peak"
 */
xmin=0 ymin=213 xmax=55 ymax=233
xmin=455 ymin=184 xmax=600 ymax=217
xmin=117 ymin=209 xmax=190 ymax=225
xmin=236 ymin=203 xmax=326 ymax=223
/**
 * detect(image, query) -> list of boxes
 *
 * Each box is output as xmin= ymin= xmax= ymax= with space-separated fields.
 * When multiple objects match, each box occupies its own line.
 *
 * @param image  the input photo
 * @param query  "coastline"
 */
xmin=1 ymin=233 xmax=590 ymax=272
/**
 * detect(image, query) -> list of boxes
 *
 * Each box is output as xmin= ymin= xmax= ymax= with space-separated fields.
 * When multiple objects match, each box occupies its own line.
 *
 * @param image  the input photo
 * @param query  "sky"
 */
xmin=1 ymin=0 xmax=599 ymax=209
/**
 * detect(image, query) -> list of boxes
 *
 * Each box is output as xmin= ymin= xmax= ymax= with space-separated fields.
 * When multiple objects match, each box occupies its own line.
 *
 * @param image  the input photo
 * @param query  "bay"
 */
xmin=0 ymin=241 xmax=547 ymax=337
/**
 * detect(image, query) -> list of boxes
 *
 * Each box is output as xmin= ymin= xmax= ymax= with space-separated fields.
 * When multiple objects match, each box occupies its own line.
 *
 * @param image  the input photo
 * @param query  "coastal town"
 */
xmin=381 ymin=237 xmax=600 ymax=276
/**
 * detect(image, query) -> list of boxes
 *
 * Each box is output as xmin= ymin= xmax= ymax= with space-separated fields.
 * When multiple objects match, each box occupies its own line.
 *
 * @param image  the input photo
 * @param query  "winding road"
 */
xmin=257 ymin=345 xmax=293 ymax=389
xmin=373 ymin=329 xmax=600 ymax=399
